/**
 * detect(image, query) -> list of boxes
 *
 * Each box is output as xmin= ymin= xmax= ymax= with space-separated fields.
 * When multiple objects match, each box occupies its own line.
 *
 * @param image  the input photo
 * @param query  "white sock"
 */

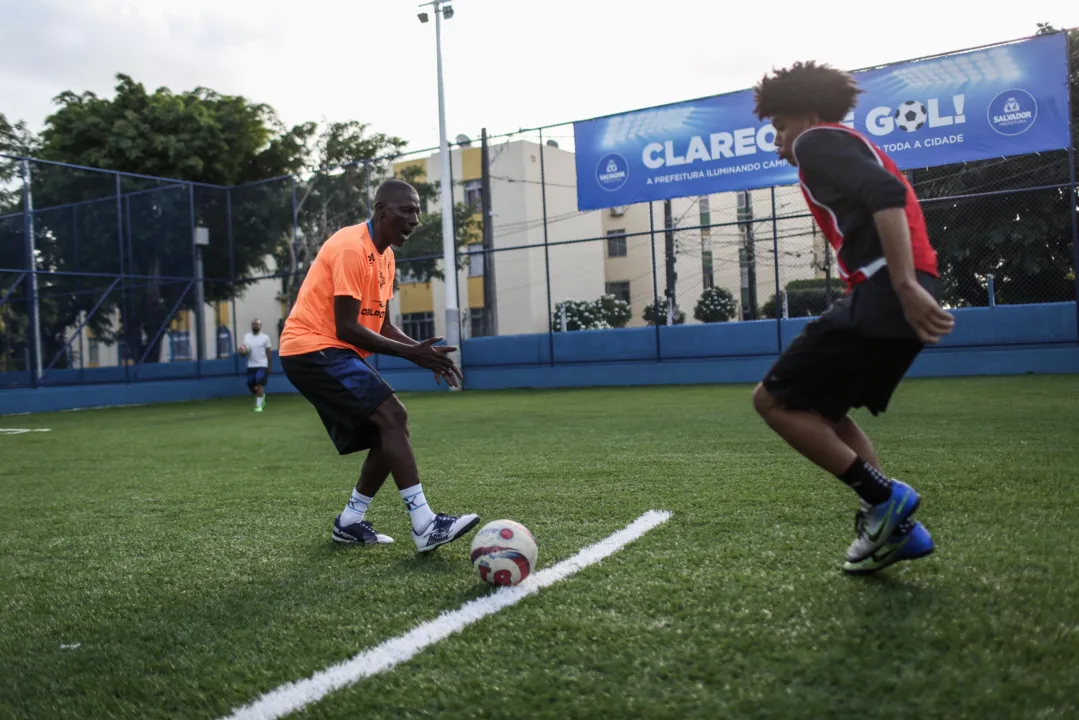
xmin=256 ymin=395 xmax=265 ymax=408
xmin=340 ymin=489 xmax=373 ymax=526
xmin=399 ymin=484 xmax=436 ymax=534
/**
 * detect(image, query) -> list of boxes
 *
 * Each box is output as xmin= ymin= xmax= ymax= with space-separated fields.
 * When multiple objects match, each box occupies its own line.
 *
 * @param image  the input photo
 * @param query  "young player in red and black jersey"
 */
xmin=752 ymin=61 xmax=955 ymax=574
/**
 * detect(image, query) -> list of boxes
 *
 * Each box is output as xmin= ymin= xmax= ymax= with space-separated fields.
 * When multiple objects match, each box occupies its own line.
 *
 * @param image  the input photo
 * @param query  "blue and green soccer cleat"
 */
xmin=845 ymin=479 xmax=921 ymax=562
xmin=843 ymin=505 xmax=935 ymax=574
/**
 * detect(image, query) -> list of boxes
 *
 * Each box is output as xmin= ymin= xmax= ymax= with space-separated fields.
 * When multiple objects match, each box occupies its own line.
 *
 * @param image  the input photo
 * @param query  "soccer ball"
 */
xmin=470 ymin=519 xmax=538 ymax=587
xmin=894 ymin=101 xmax=927 ymax=132
xmin=237 ymin=344 xmax=250 ymax=357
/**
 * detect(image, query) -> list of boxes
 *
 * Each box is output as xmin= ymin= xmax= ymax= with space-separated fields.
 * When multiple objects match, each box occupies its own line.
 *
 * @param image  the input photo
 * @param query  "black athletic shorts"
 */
xmin=761 ymin=271 xmax=939 ymax=424
xmin=280 ymin=347 xmax=395 ymax=455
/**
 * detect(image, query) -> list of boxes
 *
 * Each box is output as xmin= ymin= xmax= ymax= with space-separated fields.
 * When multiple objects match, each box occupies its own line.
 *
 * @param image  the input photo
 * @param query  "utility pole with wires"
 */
xmin=738 ymin=190 xmax=759 ymax=321
xmin=663 ymin=199 xmax=676 ymax=324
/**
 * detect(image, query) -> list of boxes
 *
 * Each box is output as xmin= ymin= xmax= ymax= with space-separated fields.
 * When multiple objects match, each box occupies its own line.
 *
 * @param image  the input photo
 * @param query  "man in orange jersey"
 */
xmin=279 ymin=179 xmax=478 ymax=552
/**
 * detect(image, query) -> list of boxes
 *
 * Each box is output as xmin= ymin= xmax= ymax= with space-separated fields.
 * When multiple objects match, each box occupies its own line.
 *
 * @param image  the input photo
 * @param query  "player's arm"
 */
xmin=266 ymin=338 xmax=273 ymax=375
xmin=380 ymin=320 xmax=418 ymax=347
xmin=330 ymin=251 xmax=457 ymax=375
xmin=873 ymin=209 xmax=954 ymax=343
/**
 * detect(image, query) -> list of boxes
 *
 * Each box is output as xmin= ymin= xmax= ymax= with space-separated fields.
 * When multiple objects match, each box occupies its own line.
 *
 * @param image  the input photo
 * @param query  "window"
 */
xmin=467 ymin=245 xmax=484 ymax=277
xmin=168 ymin=331 xmax=192 ymax=361
xmin=702 ymin=244 xmax=714 ymax=290
xmin=402 ymin=312 xmax=435 ymax=342
xmin=605 ymin=281 xmax=631 ymax=303
xmin=88 ymin=339 xmax=100 ymax=367
xmin=606 ymin=229 xmax=627 ymax=258
xmin=699 ymin=196 xmax=711 ymax=227
xmin=464 ymin=179 xmax=483 ymax=210
xmin=470 ymin=307 xmax=486 ymax=338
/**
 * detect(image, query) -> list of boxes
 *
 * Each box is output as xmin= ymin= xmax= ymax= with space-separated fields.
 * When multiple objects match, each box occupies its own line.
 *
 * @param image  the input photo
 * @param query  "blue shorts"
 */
xmin=279 ymin=348 xmax=395 ymax=455
xmin=246 ymin=367 xmax=269 ymax=389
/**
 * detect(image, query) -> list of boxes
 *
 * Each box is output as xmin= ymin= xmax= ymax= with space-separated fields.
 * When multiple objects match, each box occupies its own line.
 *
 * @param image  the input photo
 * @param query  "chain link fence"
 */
xmin=1 ymin=134 xmax=1076 ymax=389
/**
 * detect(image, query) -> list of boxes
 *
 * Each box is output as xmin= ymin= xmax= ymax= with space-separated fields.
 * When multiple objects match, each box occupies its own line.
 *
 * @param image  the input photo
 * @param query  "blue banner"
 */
xmin=573 ymin=33 xmax=1072 ymax=210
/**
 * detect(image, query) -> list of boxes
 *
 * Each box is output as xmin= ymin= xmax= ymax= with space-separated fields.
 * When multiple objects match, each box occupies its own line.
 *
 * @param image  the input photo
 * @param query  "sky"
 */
xmin=1 ymin=0 xmax=1077 ymax=157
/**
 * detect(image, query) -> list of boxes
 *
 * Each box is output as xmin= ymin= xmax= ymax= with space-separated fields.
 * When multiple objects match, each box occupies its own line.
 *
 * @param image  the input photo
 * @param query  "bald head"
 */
xmin=371 ymin=179 xmax=421 ymax=251
xmin=374 ymin=179 xmax=417 ymax=204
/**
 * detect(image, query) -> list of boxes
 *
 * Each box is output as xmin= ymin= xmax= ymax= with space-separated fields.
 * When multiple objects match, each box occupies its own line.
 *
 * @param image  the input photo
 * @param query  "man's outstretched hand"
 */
xmin=404 ymin=337 xmax=464 ymax=387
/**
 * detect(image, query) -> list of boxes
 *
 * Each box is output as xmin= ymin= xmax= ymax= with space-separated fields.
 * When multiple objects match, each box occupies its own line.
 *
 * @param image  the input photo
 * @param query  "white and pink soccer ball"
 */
xmin=469 ymin=519 xmax=538 ymax=587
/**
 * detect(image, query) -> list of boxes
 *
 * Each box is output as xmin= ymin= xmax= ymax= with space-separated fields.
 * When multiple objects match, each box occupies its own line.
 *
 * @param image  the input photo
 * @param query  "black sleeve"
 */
xmin=793 ymin=129 xmax=908 ymax=212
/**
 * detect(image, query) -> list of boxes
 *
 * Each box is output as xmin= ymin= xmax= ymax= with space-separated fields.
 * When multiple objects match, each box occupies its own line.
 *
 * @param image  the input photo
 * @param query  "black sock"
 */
xmin=838 ymin=459 xmax=893 ymax=505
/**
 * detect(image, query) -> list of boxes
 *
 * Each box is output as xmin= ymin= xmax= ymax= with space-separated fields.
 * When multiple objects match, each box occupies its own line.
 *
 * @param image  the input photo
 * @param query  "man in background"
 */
xmin=242 ymin=318 xmax=273 ymax=413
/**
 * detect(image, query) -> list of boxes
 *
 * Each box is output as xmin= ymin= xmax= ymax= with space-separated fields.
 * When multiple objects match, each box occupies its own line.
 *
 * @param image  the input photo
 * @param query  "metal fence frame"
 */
xmin=1 ymin=27 xmax=1077 ymax=388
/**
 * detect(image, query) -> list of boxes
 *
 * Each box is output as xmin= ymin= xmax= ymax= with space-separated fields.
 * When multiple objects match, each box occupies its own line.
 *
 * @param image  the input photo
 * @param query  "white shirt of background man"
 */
xmin=243 ymin=332 xmax=273 ymax=369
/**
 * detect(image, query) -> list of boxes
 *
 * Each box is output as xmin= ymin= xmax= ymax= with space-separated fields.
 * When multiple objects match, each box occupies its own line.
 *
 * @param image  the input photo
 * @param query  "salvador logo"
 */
xmin=595 ymin=153 xmax=629 ymax=192
xmin=987 ymin=89 xmax=1038 ymax=136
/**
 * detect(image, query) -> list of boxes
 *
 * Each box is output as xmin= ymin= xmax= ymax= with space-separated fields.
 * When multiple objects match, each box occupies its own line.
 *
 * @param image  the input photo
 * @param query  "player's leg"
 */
xmin=246 ymin=370 xmax=261 ymax=411
xmin=834 ymin=416 xmax=880 ymax=471
xmin=254 ymin=369 xmax=268 ymax=410
xmin=365 ymin=396 xmax=480 ymax=552
xmin=753 ymin=320 xmax=920 ymax=563
xmin=334 ymin=446 xmax=391 ymax=541
xmin=278 ymin=350 xmax=394 ymax=545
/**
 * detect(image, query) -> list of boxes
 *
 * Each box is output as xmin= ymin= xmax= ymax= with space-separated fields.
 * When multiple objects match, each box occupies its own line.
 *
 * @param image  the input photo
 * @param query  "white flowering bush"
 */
xmin=693 ymin=286 xmax=738 ymax=323
xmin=595 ymin=294 xmax=632 ymax=328
xmin=554 ymin=299 xmax=611 ymax=331
xmin=642 ymin=299 xmax=686 ymax=326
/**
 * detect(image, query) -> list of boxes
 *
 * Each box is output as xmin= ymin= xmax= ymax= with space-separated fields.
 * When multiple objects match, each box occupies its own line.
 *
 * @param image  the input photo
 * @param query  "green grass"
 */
xmin=2 ymin=376 xmax=1079 ymax=719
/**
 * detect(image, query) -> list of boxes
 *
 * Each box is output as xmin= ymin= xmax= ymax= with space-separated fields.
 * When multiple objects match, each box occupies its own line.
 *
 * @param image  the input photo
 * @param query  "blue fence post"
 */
xmin=290 ymin=176 xmax=299 ymax=319
xmin=123 ymin=182 xmax=135 ymax=382
xmin=227 ymin=187 xmax=239 ymax=376
xmin=1069 ymin=146 xmax=1078 ymax=343
xmin=649 ymin=201 xmax=662 ymax=361
xmin=189 ymin=184 xmax=202 ymax=380
xmin=539 ymin=129 xmax=554 ymax=367
xmin=20 ymin=160 xmax=41 ymax=388
xmin=771 ymin=187 xmax=782 ymax=352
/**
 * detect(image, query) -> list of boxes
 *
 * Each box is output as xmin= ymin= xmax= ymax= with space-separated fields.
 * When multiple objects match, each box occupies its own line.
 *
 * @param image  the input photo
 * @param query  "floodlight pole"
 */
xmin=419 ymin=0 xmax=461 ymax=390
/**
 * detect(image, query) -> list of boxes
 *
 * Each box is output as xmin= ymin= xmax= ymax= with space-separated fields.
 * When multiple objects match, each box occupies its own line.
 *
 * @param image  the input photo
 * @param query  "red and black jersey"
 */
xmin=793 ymin=123 xmax=938 ymax=291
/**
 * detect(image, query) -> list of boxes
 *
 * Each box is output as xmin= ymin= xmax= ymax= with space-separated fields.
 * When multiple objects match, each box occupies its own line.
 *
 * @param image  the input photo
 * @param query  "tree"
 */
xmin=389 ymin=163 xmax=479 ymax=287
xmin=693 ymin=286 xmax=738 ymax=323
xmin=914 ymin=26 xmax=1078 ymax=307
xmin=5 ymin=75 xmax=326 ymax=366
xmin=1 ymin=113 xmax=38 ymax=372
xmin=643 ymin=299 xmax=686 ymax=325
xmin=275 ymin=121 xmax=408 ymax=308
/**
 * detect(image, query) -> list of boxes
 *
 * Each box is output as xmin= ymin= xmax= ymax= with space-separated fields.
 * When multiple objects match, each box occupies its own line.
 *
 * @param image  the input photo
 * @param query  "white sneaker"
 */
xmin=413 ymin=513 xmax=480 ymax=553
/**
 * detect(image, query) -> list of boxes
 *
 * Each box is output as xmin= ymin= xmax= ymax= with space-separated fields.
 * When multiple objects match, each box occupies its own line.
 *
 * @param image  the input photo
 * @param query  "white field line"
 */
xmin=220 ymin=509 xmax=673 ymax=720
xmin=0 ymin=428 xmax=51 ymax=435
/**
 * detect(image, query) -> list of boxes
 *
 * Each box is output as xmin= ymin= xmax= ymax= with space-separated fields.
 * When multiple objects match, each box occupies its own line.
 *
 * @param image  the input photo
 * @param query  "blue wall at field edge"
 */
xmin=1 ymin=303 xmax=1076 ymax=415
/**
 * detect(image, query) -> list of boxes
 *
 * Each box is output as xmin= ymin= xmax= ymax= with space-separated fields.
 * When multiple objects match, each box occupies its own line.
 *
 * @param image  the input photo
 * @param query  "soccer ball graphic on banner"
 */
xmin=894 ymin=101 xmax=928 ymax=132
xmin=469 ymin=519 xmax=538 ymax=587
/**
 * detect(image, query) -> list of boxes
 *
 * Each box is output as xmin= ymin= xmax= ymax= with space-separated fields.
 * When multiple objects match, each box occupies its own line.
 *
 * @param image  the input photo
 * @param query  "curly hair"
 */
xmin=753 ymin=61 xmax=863 ymax=122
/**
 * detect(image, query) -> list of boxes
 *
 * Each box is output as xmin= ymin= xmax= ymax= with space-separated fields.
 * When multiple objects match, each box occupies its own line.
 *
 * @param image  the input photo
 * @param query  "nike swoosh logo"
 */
xmin=867 ymin=493 xmax=909 ymax=543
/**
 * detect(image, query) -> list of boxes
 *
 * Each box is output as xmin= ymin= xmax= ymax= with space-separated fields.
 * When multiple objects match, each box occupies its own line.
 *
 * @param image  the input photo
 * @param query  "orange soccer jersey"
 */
xmin=279 ymin=221 xmax=395 ymax=359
